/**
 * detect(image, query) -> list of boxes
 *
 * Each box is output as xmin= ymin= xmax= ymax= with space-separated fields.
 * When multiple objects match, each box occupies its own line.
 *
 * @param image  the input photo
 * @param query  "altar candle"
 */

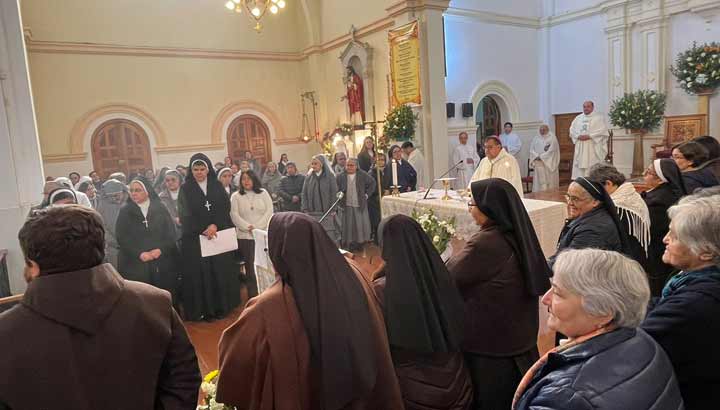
xmin=392 ymin=159 xmax=398 ymax=187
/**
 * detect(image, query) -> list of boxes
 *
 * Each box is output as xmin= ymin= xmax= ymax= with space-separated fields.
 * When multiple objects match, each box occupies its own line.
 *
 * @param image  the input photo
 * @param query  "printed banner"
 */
xmin=389 ymin=20 xmax=421 ymax=106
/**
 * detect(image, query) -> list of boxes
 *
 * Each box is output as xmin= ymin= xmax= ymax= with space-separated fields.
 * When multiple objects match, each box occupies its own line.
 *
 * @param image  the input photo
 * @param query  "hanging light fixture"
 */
xmin=224 ymin=0 xmax=286 ymax=32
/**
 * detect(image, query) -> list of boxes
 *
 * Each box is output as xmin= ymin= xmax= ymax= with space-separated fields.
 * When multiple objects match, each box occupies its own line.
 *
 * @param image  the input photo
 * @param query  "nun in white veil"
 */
xmin=529 ymin=124 xmax=560 ymax=192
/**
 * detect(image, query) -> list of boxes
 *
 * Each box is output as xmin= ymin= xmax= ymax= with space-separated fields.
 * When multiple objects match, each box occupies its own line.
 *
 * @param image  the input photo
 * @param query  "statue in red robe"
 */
xmin=345 ymin=66 xmax=365 ymax=126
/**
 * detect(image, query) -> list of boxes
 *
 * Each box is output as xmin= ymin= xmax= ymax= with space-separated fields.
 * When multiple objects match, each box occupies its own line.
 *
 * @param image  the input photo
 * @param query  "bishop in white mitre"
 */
xmin=530 ymin=124 xmax=560 ymax=192
xmin=570 ymin=101 xmax=608 ymax=178
xmin=452 ymin=131 xmax=480 ymax=189
xmin=470 ymin=136 xmax=524 ymax=197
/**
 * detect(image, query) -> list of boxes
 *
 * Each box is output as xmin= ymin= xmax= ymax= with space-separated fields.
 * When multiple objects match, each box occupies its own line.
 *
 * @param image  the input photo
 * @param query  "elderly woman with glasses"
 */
xmin=548 ymin=177 xmax=630 ymax=267
xmin=643 ymin=193 xmax=720 ymax=409
xmin=513 ymin=249 xmax=683 ymax=410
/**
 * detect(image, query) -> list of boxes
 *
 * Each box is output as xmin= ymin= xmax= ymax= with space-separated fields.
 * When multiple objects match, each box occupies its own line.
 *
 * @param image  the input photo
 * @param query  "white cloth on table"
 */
xmin=469 ymin=148 xmax=524 ymax=198
xmin=452 ymin=143 xmax=480 ymax=189
xmin=530 ymin=132 xmax=560 ymax=192
xmin=570 ymin=112 xmax=608 ymax=179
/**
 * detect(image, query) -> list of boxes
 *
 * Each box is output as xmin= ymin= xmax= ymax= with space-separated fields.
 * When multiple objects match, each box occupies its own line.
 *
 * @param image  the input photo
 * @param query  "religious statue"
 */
xmin=344 ymin=66 xmax=365 ymax=128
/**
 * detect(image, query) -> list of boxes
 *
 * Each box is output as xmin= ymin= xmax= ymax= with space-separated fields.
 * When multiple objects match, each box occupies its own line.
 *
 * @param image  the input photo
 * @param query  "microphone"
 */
xmin=319 ymin=191 xmax=344 ymax=223
xmin=422 ymin=160 xmax=464 ymax=200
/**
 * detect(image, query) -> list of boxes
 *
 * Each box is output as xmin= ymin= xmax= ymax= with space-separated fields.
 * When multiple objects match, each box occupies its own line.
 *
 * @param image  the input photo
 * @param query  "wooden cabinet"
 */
xmin=554 ymin=112 xmax=580 ymax=186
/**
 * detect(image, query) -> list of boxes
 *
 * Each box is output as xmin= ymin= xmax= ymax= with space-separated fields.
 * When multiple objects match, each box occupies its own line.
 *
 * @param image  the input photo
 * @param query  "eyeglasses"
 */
xmin=564 ymin=194 xmax=589 ymax=204
xmin=467 ymin=202 xmax=477 ymax=209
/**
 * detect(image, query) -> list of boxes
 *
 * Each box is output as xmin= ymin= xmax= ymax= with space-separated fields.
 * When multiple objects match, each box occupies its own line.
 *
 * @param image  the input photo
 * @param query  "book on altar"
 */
xmin=199 ymin=228 xmax=238 ymax=257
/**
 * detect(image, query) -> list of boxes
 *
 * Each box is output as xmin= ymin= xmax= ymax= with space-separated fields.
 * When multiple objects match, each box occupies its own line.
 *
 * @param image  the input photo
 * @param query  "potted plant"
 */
xmin=608 ymin=90 xmax=666 ymax=177
xmin=670 ymin=42 xmax=720 ymax=95
xmin=383 ymin=104 xmax=417 ymax=143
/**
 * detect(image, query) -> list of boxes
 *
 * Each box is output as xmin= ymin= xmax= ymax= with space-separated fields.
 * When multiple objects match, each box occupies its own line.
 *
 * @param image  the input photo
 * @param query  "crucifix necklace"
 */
xmin=142 ymin=218 xmax=149 ymax=229
xmin=205 ymin=200 xmax=212 ymax=211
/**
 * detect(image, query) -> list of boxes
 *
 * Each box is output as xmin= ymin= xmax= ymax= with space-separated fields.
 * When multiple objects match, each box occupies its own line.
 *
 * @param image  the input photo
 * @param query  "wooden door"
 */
xmin=227 ymin=115 xmax=272 ymax=168
xmin=91 ymin=119 xmax=153 ymax=179
xmin=554 ymin=113 xmax=581 ymax=186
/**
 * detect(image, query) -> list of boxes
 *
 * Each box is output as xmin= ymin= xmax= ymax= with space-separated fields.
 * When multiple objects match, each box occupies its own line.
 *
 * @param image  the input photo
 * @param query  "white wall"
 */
xmin=450 ymin=0 xmax=542 ymax=18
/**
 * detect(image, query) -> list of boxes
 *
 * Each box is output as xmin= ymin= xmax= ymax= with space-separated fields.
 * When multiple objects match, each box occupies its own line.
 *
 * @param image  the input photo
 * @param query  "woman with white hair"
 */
xmin=643 ymin=194 xmax=720 ymax=409
xmin=514 ymin=249 xmax=683 ymax=410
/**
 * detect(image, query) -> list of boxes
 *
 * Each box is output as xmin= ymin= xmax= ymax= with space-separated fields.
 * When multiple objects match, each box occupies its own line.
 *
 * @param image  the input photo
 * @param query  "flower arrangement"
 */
xmin=608 ymin=90 xmax=666 ymax=133
xmin=383 ymin=104 xmax=417 ymax=142
xmin=198 ymin=370 xmax=235 ymax=410
xmin=411 ymin=208 xmax=456 ymax=254
xmin=670 ymin=42 xmax=720 ymax=94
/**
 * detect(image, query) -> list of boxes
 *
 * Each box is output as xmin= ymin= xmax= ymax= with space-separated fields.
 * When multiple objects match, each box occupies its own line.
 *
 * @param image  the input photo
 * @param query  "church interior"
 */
xmin=1 ymin=0 xmax=719 ymax=408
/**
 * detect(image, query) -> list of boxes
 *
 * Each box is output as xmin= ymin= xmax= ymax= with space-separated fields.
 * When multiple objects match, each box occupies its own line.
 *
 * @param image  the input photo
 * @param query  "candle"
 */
xmin=392 ymin=159 xmax=398 ymax=187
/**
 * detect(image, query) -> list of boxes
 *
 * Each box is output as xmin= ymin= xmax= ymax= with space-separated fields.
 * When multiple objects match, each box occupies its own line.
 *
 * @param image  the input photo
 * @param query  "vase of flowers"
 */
xmin=670 ymin=42 xmax=720 ymax=95
xmin=411 ymin=208 xmax=456 ymax=255
xmin=198 ymin=370 xmax=235 ymax=410
xmin=383 ymin=104 xmax=417 ymax=143
xmin=608 ymin=89 xmax=667 ymax=177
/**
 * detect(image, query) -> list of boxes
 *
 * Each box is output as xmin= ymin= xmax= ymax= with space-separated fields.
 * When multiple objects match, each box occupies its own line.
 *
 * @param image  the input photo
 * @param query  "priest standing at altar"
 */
xmin=452 ymin=132 xmax=480 ymax=189
xmin=470 ymin=136 xmax=524 ymax=197
xmin=570 ymin=101 xmax=608 ymax=178
xmin=530 ymin=124 xmax=560 ymax=192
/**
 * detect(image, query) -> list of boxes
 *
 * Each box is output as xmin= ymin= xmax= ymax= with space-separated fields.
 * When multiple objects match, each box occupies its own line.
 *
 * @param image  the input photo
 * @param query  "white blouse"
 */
xmin=230 ymin=189 xmax=274 ymax=240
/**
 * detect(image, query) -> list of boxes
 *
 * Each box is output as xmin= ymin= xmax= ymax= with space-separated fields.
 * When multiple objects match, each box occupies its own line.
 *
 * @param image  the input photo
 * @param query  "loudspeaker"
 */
xmin=446 ymin=102 xmax=455 ymax=118
xmin=462 ymin=103 xmax=473 ymax=118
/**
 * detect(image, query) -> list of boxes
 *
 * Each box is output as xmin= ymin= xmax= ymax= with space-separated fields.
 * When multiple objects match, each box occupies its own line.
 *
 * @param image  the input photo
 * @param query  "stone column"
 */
xmin=387 ymin=0 xmax=450 ymax=180
xmin=0 ymin=0 xmax=45 ymax=294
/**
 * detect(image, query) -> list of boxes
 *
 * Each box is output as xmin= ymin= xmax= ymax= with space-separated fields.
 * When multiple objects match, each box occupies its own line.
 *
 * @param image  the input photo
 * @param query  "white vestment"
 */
xmin=529 ymin=132 xmax=560 ymax=192
xmin=452 ymin=143 xmax=480 ymax=189
xmin=469 ymin=148 xmax=524 ymax=198
xmin=407 ymin=148 xmax=427 ymax=189
xmin=570 ymin=112 xmax=608 ymax=178
xmin=500 ymin=132 xmax=522 ymax=157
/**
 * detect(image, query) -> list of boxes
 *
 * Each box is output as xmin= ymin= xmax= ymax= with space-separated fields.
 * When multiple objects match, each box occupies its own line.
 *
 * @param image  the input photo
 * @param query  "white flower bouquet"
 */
xmin=411 ymin=208 xmax=456 ymax=254
xmin=198 ymin=370 xmax=235 ymax=410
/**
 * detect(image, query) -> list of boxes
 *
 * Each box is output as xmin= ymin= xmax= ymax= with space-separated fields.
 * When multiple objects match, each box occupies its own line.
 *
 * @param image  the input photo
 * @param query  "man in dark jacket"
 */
xmin=0 ymin=205 xmax=201 ymax=409
xmin=277 ymin=162 xmax=305 ymax=212
xmin=642 ymin=194 xmax=720 ymax=409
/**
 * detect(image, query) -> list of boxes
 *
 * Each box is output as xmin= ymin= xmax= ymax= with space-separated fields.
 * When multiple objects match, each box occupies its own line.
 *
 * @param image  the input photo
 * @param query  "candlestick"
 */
xmin=391 ymin=159 xmax=398 ymax=187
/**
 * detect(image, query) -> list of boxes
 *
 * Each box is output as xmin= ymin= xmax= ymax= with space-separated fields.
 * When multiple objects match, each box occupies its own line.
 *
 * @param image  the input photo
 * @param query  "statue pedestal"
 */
xmin=629 ymin=129 xmax=647 ymax=178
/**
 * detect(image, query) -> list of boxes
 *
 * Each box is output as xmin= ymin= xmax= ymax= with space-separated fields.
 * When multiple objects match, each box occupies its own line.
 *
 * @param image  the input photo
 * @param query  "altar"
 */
xmin=381 ymin=189 xmax=567 ymax=257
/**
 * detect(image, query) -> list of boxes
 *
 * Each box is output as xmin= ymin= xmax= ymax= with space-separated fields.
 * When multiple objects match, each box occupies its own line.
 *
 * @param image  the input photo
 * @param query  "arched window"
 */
xmin=91 ymin=119 xmax=153 ymax=178
xmin=227 ymin=115 xmax=272 ymax=167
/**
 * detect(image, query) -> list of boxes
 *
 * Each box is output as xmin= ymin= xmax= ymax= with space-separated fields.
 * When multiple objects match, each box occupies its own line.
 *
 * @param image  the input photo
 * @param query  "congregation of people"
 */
xmin=2 ymin=123 xmax=720 ymax=409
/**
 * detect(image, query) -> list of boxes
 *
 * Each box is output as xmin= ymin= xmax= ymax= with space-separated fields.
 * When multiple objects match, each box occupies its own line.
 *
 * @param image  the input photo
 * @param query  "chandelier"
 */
xmin=225 ymin=0 xmax=287 ymax=32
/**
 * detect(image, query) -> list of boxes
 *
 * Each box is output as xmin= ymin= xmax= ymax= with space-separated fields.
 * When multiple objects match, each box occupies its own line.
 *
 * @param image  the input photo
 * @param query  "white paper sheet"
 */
xmin=199 ymin=228 xmax=238 ymax=257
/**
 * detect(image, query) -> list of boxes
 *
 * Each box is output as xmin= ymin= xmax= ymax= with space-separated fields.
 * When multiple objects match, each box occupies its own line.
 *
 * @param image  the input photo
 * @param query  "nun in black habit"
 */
xmin=178 ymin=153 xmax=241 ymax=321
xmin=446 ymin=178 xmax=552 ymax=409
xmin=642 ymin=159 xmax=688 ymax=296
xmin=116 ymin=176 xmax=180 ymax=301
xmin=372 ymin=214 xmax=473 ymax=410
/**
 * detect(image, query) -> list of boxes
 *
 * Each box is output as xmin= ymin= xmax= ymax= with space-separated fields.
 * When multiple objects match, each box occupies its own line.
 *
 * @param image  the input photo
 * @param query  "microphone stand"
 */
xmin=319 ymin=192 xmax=344 ymax=223
xmin=422 ymin=160 xmax=464 ymax=200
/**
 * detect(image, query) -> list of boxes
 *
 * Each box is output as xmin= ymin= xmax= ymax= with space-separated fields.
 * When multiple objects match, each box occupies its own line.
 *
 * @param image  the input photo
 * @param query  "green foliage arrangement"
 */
xmin=411 ymin=208 xmax=456 ymax=255
xmin=383 ymin=104 xmax=417 ymax=142
xmin=670 ymin=42 xmax=720 ymax=94
xmin=608 ymin=90 xmax=666 ymax=132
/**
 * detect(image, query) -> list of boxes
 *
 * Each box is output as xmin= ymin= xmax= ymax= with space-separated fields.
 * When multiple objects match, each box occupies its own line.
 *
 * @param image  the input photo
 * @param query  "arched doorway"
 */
xmin=91 ymin=119 xmax=153 ymax=178
xmin=475 ymin=96 xmax=502 ymax=157
xmin=227 ymin=115 xmax=272 ymax=167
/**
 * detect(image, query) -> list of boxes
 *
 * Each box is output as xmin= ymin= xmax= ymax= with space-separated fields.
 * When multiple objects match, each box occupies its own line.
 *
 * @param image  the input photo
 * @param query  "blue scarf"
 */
xmin=662 ymin=265 xmax=720 ymax=299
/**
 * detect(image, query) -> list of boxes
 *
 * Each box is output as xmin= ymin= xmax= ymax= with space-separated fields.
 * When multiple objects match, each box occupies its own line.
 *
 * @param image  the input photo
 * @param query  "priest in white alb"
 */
xmin=529 ymin=124 xmax=560 ymax=192
xmin=452 ymin=132 xmax=480 ymax=189
xmin=569 ymin=101 xmax=608 ymax=178
xmin=470 ymin=136 xmax=524 ymax=197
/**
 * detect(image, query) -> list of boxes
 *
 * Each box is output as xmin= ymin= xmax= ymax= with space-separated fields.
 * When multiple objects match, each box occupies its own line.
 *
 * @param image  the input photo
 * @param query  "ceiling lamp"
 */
xmin=224 ymin=0 xmax=286 ymax=32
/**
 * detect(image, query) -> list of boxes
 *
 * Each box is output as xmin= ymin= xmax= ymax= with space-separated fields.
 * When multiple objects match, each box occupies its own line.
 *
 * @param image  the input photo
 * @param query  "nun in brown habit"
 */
xmin=373 ymin=214 xmax=473 ymax=410
xmin=216 ymin=212 xmax=404 ymax=410
xmin=446 ymin=178 xmax=552 ymax=410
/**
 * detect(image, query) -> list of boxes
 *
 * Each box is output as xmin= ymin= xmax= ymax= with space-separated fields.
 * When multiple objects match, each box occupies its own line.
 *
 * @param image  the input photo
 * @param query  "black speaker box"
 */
xmin=462 ymin=103 xmax=473 ymax=118
xmin=446 ymin=102 xmax=455 ymax=118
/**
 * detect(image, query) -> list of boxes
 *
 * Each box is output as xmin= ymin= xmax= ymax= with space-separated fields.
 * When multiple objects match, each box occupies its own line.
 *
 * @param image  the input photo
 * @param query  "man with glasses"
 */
xmin=469 ymin=136 xmax=524 ymax=197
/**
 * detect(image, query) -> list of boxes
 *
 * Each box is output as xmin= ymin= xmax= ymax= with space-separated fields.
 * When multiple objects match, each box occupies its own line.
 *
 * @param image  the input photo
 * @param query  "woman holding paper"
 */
xmin=178 ymin=153 xmax=241 ymax=321
xmin=116 ymin=176 xmax=180 ymax=303
xmin=230 ymin=170 xmax=274 ymax=298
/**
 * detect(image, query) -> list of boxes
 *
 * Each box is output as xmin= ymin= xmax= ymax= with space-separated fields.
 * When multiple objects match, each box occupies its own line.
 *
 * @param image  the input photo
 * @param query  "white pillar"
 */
xmin=0 ymin=0 xmax=45 ymax=294
xmin=387 ymin=0 xmax=450 ymax=180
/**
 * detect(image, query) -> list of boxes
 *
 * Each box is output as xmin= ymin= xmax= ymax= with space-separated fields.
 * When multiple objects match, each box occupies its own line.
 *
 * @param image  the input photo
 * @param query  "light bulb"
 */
xmin=277 ymin=0 xmax=286 ymax=8
xmin=225 ymin=1 xmax=235 ymax=10
xmin=270 ymin=4 xmax=278 ymax=13
xmin=251 ymin=7 xmax=261 ymax=16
